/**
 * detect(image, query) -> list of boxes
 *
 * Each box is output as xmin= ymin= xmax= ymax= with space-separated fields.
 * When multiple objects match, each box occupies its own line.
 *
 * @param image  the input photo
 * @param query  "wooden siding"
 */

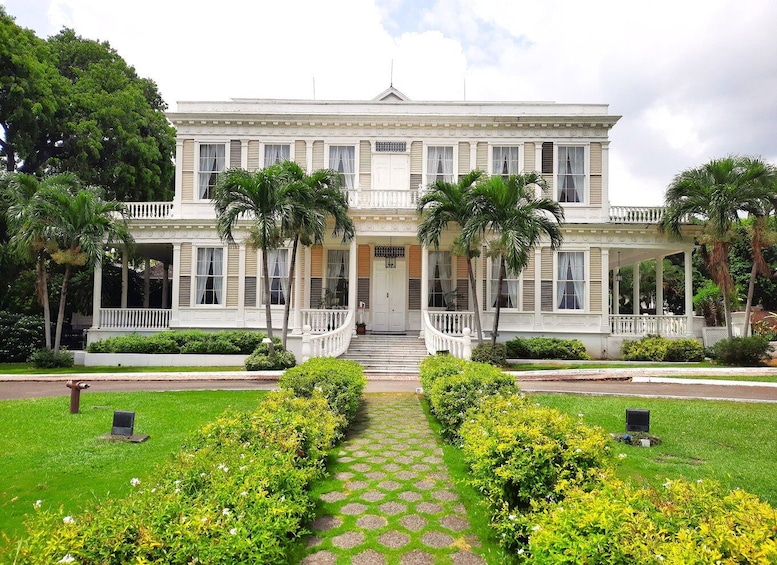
xmin=247 ymin=141 xmax=260 ymax=170
xmin=244 ymin=277 xmax=257 ymax=307
xmin=310 ymin=245 xmax=323 ymax=278
xmin=541 ymin=142 xmax=553 ymax=174
xmin=358 ymin=244 xmax=371 ymax=278
xmin=178 ymin=277 xmax=191 ymax=308
xmin=408 ymin=245 xmax=422 ymax=278
xmin=457 ymin=255 xmax=468 ymax=279
xmin=295 ymin=140 xmax=306 ymax=168
xmin=357 ymin=278 xmax=370 ymax=308
xmin=590 ymin=174 xmax=602 ymax=205
xmin=408 ymin=279 xmax=421 ymax=310
xmin=245 ymin=248 xmax=257 ymax=277
xmin=541 ymin=247 xmax=553 ymax=280
xmin=360 ymin=141 xmax=371 ymax=172
xmin=541 ymin=280 xmax=553 ymax=312
xmin=410 ymin=141 xmax=423 ymax=174
xmin=590 ymin=248 xmax=602 ymax=281
xmin=524 ymin=142 xmax=535 ymax=171
xmin=309 ymin=278 xmax=322 ymax=308
xmin=312 ymin=141 xmax=324 ymax=169
xmin=526 ymin=251 xmax=535 ymax=275
xmin=180 ymin=243 xmax=192 ymax=275
xmin=456 ymin=279 xmax=469 ymax=310
xmin=227 ymin=277 xmax=238 ymax=307
xmin=476 ymin=142 xmax=488 ymax=170
xmin=458 ymin=142 xmax=470 ymax=174
xmin=230 ymin=140 xmax=241 ymax=168
xmin=228 ymin=246 xmax=239 ymax=276
xmin=182 ymin=140 xmax=194 ymax=202
xmin=590 ymin=143 xmax=602 ymax=175
xmin=590 ymin=280 xmax=602 ymax=313
xmin=523 ymin=280 xmax=535 ymax=311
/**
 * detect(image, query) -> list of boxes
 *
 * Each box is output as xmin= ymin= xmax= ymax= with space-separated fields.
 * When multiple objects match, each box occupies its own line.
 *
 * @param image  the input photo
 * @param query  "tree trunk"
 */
xmin=466 ymin=256 xmax=483 ymax=343
xmin=53 ymin=265 xmax=71 ymax=353
xmin=723 ymin=288 xmax=733 ymax=340
xmin=743 ymin=261 xmax=758 ymax=337
xmin=37 ymin=254 xmax=52 ymax=350
xmin=262 ymin=246 xmax=276 ymax=355
xmin=281 ymin=235 xmax=300 ymax=349
xmin=491 ymin=256 xmax=505 ymax=348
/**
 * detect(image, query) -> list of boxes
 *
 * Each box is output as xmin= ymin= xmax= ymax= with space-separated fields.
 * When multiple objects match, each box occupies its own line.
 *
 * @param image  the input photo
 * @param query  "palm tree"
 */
xmin=277 ymin=161 xmax=354 ymax=348
xmin=464 ymin=173 xmax=564 ymax=347
xmin=33 ymin=182 xmax=132 ymax=352
xmin=417 ymin=169 xmax=485 ymax=342
xmin=663 ymin=156 xmax=777 ymax=339
xmin=213 ymin=165 xmax=295 ymax=354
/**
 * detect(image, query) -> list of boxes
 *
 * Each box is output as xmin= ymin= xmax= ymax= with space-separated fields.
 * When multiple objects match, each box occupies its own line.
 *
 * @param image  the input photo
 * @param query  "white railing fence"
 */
xmin=302 ymin=309 xmax=354 ymax=362
xmin=98 ymin=308 xmax=171 ymax=329
xmin=422 ymin=310 xmax=472 ymax=359
xmin=427 ymin=311 xmax=474 ymax=335
xmin=609 ymin=315 xmax=688 ymax=337
xmin=609 ymin=206 xmax=665 ymax=224
xmin=123 ymin=202 xmax=174 ymax=219
xmin=301 ymin=309 xmax=349 ymax=333
xmin=343 ymin=189 xmax=420 ymax=209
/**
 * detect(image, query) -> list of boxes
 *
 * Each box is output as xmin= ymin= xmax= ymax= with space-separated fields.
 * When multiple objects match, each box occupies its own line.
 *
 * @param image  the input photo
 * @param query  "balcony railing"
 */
xmin=609 ymin=206 xmax=665 ymax=224
xmin=609 ymin=315 xmax=687 ymax=337
xmin=344 ymin=189 xmax=420 ymax=209
xmin=302 ymin=309 xmax=349 ymax=334
xmin=124 ymin=202 xmax=174 ymax=219
xmin=427 ymin=311 xmax=474 ymax=335
xmin=422 ymin=311 xmax=472 ymax=359
xmin=98 ymin=308 xmax=171 ymax=329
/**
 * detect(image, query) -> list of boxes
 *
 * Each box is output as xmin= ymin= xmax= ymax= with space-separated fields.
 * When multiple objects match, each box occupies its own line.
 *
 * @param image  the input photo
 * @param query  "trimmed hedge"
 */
xmin=506 ymin=337 xmax=591 ymax=360
xmin=622 ymin=335 xmax=704 ymax=362
xmin=87 ymin=330 xmax=269 ymax=355
xmin=244 ymin=349 xmax=296 ymax=371
xmin=29 ymin=349 xmax=74 ymax=368
xmin=711 ymin=335 xmax=772 ymax=366
xmin=470 ymin=343 xmax=507 ymax=366
xmin=419 ymin=354 xmax=468 ymax=393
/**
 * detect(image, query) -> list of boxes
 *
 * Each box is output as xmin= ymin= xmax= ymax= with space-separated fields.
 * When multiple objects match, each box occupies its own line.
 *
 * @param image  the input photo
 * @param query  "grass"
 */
xmin=0 ymin=363 xmax=246 ymax=374
xmin=508 ymin=361 xmax=716 ymax=371
xmin=531 ymin=393 xmax=777 ymax=505
xmin=0 ymin=390 xmax=267 ymax=540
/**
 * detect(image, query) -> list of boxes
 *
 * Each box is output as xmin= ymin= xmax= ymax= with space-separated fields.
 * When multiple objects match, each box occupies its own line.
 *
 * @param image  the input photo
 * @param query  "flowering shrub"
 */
xmin=244 ymin=348 xmax=296 ymax=370
xmin=0 ymin=313 xmax=45 ymax=362
xmin=419 ymin=354 xmax=467 ymax=392
xmin=528 ymin=478 xmax=777 ymax=563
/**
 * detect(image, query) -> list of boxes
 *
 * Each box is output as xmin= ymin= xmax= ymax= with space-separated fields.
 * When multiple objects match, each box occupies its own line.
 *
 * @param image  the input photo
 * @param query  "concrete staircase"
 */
xmin=340 ymin=333 xmax=428 ymax=378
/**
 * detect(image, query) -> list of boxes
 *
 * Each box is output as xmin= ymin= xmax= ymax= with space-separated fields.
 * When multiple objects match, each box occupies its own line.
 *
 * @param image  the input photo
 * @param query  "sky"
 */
xmin=4 ymin=0 xmax=776 ymax=206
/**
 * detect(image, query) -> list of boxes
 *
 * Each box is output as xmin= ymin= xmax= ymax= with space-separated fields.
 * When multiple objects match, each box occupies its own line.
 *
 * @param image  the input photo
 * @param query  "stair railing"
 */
xmin=301 ymin=308 xmax=354 ymax=362
xmin=422 ymin=310 xmax=472 ymax=360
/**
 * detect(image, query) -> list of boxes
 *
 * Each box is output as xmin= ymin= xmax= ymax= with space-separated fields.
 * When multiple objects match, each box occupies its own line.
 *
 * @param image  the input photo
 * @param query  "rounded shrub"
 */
xmin=711 ymin=335 xmax=772 ymax=366
xmin=29 ymin=348 xmax=74 ymax=368
xmin=664 ymin=338 xmax=705 ymax=362
xmin=244 ymin=348 xmax=296 ymax=371
xmin=622 ymin=335 xmax=669 ymax=361
xmin=505 ymin=336 xmax=591 ymax=360
xmin=419 ymin=354 xmax=467 ymax=392
xmin=471 ymin=343 xmax=507 ymax=366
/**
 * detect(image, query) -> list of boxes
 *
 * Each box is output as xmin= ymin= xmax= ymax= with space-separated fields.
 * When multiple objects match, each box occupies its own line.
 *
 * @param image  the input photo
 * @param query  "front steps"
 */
xmin=341 ymin=333 xmax=428 ymax=378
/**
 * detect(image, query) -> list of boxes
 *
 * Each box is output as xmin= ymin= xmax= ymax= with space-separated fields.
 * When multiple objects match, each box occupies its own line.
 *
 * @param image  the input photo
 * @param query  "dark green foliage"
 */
xmin=0 ymin=312 xmax=44 ymax=362
xmin=506 ymin=336 xmax=591 ymax=360
xmin=244 ymin=349 xmax=296 ymax=371
xmin=664 ymin=338 xmax=705 ymax=362
xmin=88 ymin=330 xmax=269 ymax=355
xmin=711 ymin=335 xmax=772 ymax=366
xmin=622 ymin=335 xmax=669 ymax=361
xmin=470 ymin=343 xmax=507 ymax=366
xmin=29 ymin=348 xmax=73 ymax=368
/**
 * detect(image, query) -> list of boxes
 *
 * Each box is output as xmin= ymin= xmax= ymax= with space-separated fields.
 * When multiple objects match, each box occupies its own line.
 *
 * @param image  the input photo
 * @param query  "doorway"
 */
xmin=372 ymin=259 xmax=407 ymax=332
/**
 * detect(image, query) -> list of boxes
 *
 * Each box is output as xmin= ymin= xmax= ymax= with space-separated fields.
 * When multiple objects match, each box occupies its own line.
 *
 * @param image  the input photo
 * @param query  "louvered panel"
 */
xmin=541 ymin=280 xmax=554 ymax=312
xmin=456 ymin=255 xmax=468 ymax=279
xmin=310 ymin=245 xmax=323 ymax=277
xmin=295 ymin=140 xmax=306 ymax=168
xmin=312 ymin=141 xmax=324 ymax=169
xmin=244 ymin=277 xmax=257 ymax=307
xmin=230 ymin=140 xmax=241 ymax=168
xmin=227 ymin=276 xmax=238 ymax=307
xmin=590 ymin=280 xmax=602 ymax=313
xmin=541 ymin=174 xmax=553 ymax=197
xmin=541 ymin=142 xmax=554 ymax=174
xmin=245 ymin=249 xmax=257 ymax=277
xmin=410 ymin=173 xmax=422 ymax=190
xmin=482 ymin=280 xmax=487 ymax=311
xmin=541 ymin=247 xmax=553 ymax=280
xmin=476 ymin=142 xmax=488 ymax=169
xmin=523 ymin=280 xmax=535 ymax=311
xmin=358 ymin=244 xmax=371 ymax=277
xmin=359 ymin=173 xmax=370 ymax=190
xmin=182 ymin=140 xmax=194 ymax=170
xmin=181 ymin=172 xmax=193 ymax=201
xmin=524 ymin=142 xmax=535 ymax=171
xmin=590 ymin=248 xmax=602 ymax=281
xmin=590 ymin=142 xmax=602 ymax=175
xmin=458 ymin=142 xmax=470 ymax=174
xmin=360 ymin=141 xmax=371 ymax=172
xmin=180 ymin=243 xmax=192 ymax=274
xmin=456 ymin=279 xmax=469 ymax=310
xmin=526 ymin=252 xmax=535 ymax=276
xmin=357 ymin=278 xmax=370 ymax=308
xmin=247 ymin=141 xmax=260 ymax=170
xmin=178 ymin=277 xmax=191 ymax=307
xmin=410 ymin=141 xmax=423 ymax=174
xmin=228 ymin=246 xmax=239 ymax=276
xmin=408 ymin=279 xmax=421 ymax=310
xmin=408 ymin=245 xmax=422 ymax=278
xmin=309 ymin=278 xmax=322 ymax=307
xmin=590 ymin=175 xmax=602 ymax=205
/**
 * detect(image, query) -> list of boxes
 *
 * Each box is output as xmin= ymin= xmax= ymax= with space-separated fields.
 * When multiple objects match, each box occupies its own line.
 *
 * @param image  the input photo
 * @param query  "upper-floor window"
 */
xmin=326 ymin=250 xmax=349 ymax=307
xmin=490 ymin=258 xmax=520 ymax=308
xmin=428 ymin=251 xmax=453 ymax=308
xmin=558 ymin=146 xmax=585 ymax=203
xmin=198 ymin=143 xmax=225 ymax=199
xmin=427 ymin=146 xmax=454 ymax=184
xmin=557 ymin=251 xmax=585 ymax=310
xmin=196 ymin=247 xmax=224 ymax=305
xmin=264 ymin=144 xmax=290 ymax=166
xmin=263 ymin=249 xmax=289 ymax=305
xmin=492 ymin=146 xmax=520 ymax=177
xmin=329 ymin=146 xmax=356 ymax=190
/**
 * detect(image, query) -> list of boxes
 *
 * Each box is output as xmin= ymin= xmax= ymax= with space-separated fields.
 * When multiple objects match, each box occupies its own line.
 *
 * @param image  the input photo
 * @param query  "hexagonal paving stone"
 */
xmin=345 ymin=480 xmax=370 ymax=491
xmin=440 ymin=515 xmax=471 ymax=532
xmin=353 ymin=549 xmax=386 ymax=565
xmin=453 ymin=503 xmax=467 ymax=514
xmin=421 ymin=531 xmax=454 ymax=548
xmin=377 ymin=480 xmax=401 ymax=491
xmin=319 ymin=491 xmax=347 ymax=503
xmin=367 ymin=456 xmax=387 ymax=464
xmin=405 ymin=438 xmax=422 ymax=444
xmin=378 ymin=530 xmax=410 ymax=549
xmin=352 ymin=463 xmax=371 ymax=472
xmin=400 ymin=550 xmax=434 ymax=565
xmin=428 ymin=471 xmax=449 ymax=480
xmin=301 ymin=550 xmax=337 ymax=564
xmin=365 ymin=470 xmax=387 ymax=480
xmin=398 ymin=491 xmax=422 ymax=502
xmin=353 ymin=450 xmax=370 ymax=457
xmin=395 ymin=470 xmax=418 ymax=480
xmin=432 ymin=490 xmax=459 ymax=502
xmin=381 ymin=450 xmax=399 ymax=458
xmin=311 ymin=515 xmax=342 ymax=531
xmin=451 ymin=550 xmax=487 ymax=564
xmin=410 ymin=463 xmax=430 ymax=472
xmin=357 ymin=514 xmax=388 ymax=530
xmin=416 ymin=502 xmax=444 ymax=514
xmin=332 ymin=531 xmax=365 ymax=549
xmin=394 ymin=455 xmax=413 ymax=464
xmin=334 ymin=471 xmax=354 ymax=481
xmin=383 ymin=463 xmax=401 ymax=472
xmin=361 ymin=490 xmax=386 ymax=502
xmin=413 ymin=480 xmax=436 ymax=490
xmin=424 ymin=456 xmax=443 ymax=464
xmin=340 ymin=502 xmax=368 ymax=515
xmin=339 ymin=456 xmax=355 ymax=463
xmin=378 ymin=501 xmax=407 ymax=515
xmin=399 ymin=514 xmax=427 ymax=531
xmin=306 ymin=536 xmax=322 ymax=547
xmin=407 ymin=450 xmax=424 ymax=457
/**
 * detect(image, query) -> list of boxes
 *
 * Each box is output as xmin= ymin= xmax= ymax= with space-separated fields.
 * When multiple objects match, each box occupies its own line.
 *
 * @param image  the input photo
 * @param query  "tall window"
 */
xmin=329 ymin=146 xmax=355 ymax=190
xmin=490 ymin=258 xmax=519 ymax=308
xmin=428 ymin=251 xmax=453 ymax=308
xmin=264 ymin=249 xmax=289 ymax=305
xmin=326 ymin=250 xmax=349 ymax=307
xmin=558 ymin=146 xmax=585 ymax=203
xmin=492 ymin=146 xmax=520 ymax=177
xmin=427 ymin=146 xmax=454 ymax=183
xmin=196 ymin=248 xmax=224 ymax=305
xmin=198 ymin=144 xmax=225 ymax=199
xmin=264 ymin=144 xmax=290 ymax=166
xmin=557 ymin=251 xmax=585 ymax=310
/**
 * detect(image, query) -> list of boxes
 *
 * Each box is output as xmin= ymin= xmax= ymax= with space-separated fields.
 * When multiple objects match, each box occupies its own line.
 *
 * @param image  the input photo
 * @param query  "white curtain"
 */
xmin=493 ymin=146 xmax=519 ymax=176
xmin=266 ymin=249 xmax=289 ymax=304
xmin=491 ymin=258 xmax=518 ymax=308
xmin=558 ymin=146 xmax=584 ymax=203
xmin=427 ymin=146 xmax=453 ymax=183
xmin=329 ymin=146 xmax=355 ymax=190
xmin=428 ymin=251 xmax=452 ymax=307
xmin=196 ymin=248 xmax=223 ymax=304
xmin=264 ymin=144 xmax=290 ymax=166
xmin=198 ymin=144 xmax=224 ymax=199
xmin=326 ymin=250 xmax=349 ymax=306
xmin=557 ymin=252 xmax=584 ymax=309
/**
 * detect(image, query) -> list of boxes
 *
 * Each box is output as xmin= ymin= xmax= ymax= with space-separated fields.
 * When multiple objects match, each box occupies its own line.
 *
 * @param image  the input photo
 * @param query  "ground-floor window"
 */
xmin=263 ymin=249 xmax=289 ymax=305
xmin=490 ymin=257 xmax=520 ymax=308
xmin=196 ymin=247 xmax=224 ymax=305
xmin=428 ymin=251 xmax=453 ymax=308
xmin=326 ymin=250 xmax=349 ymax=307
xmin=557 ymin=251 xmax=585 ymax=310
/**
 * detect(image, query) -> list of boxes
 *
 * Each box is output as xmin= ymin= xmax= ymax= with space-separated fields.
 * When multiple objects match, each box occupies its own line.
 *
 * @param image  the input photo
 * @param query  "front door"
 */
xmin=372 ymin=259 xmax=407 ymax=332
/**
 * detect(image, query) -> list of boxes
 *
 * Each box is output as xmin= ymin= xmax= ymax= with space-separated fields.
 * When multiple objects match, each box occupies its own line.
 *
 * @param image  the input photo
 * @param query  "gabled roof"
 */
xmin=372 ymin=86 xmax=411 ymax=102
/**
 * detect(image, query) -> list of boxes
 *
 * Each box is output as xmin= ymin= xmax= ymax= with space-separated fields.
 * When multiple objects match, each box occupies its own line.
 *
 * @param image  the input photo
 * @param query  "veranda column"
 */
xmin=91 ymin=259 xmax=102 ymax=329
xmin=292 ymin=246 xmax=307 ymax=334
xmin=534 ymin=248 xmax=543 ymax=328
xmin=420 ymin=245 xmax=429 ymax=337
xmin=602 ymin=249 xmax=611 ymax=333
xmin=121 ymin=250 xmax=129 ymax=309
xmin=171 ymin=243 xmax=181 ymax=327
xmin=684 ymin=249 xmax=694 ymax=336
xmin=162 ymin=262 xmax=169 ymax=308
xmin=348 ymin=239 xmax=357 ymax=333
xmin=143 ymin=257 xmax=151 ymax=308
xmin=633 ymin=262 xmax=640 ymax=315
xmin=655 ymin=255 xmax=664 ymax=316
xmin=237 ymin=243 xmax=246 ymax=327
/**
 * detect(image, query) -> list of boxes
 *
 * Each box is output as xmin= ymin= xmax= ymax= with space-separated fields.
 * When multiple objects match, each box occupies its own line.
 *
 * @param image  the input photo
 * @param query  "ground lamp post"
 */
xmin=66 ymin=380 xmax=90 ymax=414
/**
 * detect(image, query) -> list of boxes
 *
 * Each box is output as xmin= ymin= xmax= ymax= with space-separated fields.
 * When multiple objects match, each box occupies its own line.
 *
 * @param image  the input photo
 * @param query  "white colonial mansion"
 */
xmin=87 ymin=87 xmax=704 ymax=360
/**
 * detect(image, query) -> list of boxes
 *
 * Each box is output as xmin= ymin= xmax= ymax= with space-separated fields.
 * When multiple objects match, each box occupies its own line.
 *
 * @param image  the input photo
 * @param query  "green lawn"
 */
xmin=0 ymin=363 xmax=246 ymax=374
xmin=532 ymin=393 xmax=777 ymax=505
xmin=0 ymin=390 xmax=267 ymax=539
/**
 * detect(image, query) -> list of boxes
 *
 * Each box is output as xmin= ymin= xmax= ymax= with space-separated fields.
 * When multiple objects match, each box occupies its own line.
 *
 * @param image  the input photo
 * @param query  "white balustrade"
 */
xmin=302 ymin=309 xmax=349 ymax=333
xmin=123 ymin=202 xmax=174 ymax=219
xmin=609 ymin=206 xmax=665 ymax=224
xmin=609 ymin=315 xmax=687 ymax=337
xmin=427 ymin=311 xmax=474 ymax=335
xmin=422 ymin=311 xmax=472 ymax=359
xmin=302 ymin=309 xmax=354 ymax=361
xmin=99 ymin=308 xmax=171 ymax=329
xmin=342 ymin=189 xmax=419 ymax=210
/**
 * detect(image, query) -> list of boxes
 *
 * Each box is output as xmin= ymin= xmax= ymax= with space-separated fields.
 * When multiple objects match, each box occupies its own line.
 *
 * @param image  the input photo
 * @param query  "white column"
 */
xmin=91 ymin=260 xmax=102 ymax=329
xmin=162 ymin=262 xmax=169 ymax=308
xmin=171 ymin=243 xmax=181 ymax=326
xmin=292 ymin=246 xmax=307 ymax=334
xmin=655 ymin=255 xmax=664 ymax=316
xmin=240 ymin=138 xmax=249 ymax=169
xmin=420 ymin=245 xmax=429 ymax=337
xmin=601 ymin=141 xmax=611 ymax=214
xmin=633 ymin=262 xmax=640 ymax=316
xmin=143 ymin=257 xmax=151 ymax=308
xmin=601 ymin=249 xmax=610 ymax=332
xmin=349 ymin=239 xmax=357 ymax=334
xmin=306 ymin=140 xmax=313 ymax=172
xmin=237 ymin=243 xmax=246 ymax=327
xmin=173 ymin=139 xmax=183 ymax=211
xmin=121 ymin=250 xmax=129 ymax=309
xmin=534 ymin=248 xmax=542 ymax=326
xmin=685 ymin=249 xmax=694 ymax=336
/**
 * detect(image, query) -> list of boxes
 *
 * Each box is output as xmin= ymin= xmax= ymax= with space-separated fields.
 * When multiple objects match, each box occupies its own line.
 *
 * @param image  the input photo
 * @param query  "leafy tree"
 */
xmin=663 ymin=156 xmax=777 ymax=339
xmin=614 ymin=257 xmax=687 ymax=315
xmin=278 ymin=161 xmax=354 ymax=348
xmin=464 ymin=173 xmax=564 ymax=347
xmin=417 ymin=169 xmax=486 ymax=342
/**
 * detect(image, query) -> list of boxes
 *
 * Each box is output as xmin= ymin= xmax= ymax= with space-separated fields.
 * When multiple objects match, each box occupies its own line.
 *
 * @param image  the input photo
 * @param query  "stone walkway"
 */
xmin=301 ymin=394 xmax=488 ymax=564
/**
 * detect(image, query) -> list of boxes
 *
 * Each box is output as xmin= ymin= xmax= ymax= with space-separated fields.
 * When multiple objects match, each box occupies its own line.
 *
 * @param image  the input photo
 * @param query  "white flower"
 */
xmin=201 ymin=517 xmax=209 ymax=523
xmin=697 ymin=479 xmax=704 ymax=484
xmin=575 ymin=448 xmax=582 ymax=453
xmin=217 ymin=463 xmax=229 ymax=473
xmin=200 ymin=473 xmax=207 ymax=478
xmin=130 ymin=478 xmax=141 ymax=487
xmin=618 ymin=453 xmax=627 ymax=459
xmin=508 ymin=514 xmax=516 ymax=521
xmin=578 ymin=413 xmax=584 ymax=418
xmin=174 ymin=488 xmax=181 ymax=494
xmin=229 ymin=528 xmax=237 ymax=535
xmin=151 ymin=488 xmax=157 ymax=493
xmin=663 ymin=480 xmax=673 ymax=488
xmin=174 ymin=480 xmax=182 ymax=486
xmin=63 ymin=516 xmax=74 ymax=524
xmin=33 ymin=500 xmax=42 ymax=509
xmin=222 ymin=508 xmax=231 ymax=516
xmin=240 ymin=491 xmax=248 ymax=497
xmin=57 ymin=554 xmax=76 ymax=563
xmin=517 ymin=548 xmax=525 ymax=555
xmin=531 ymin=525 xmax=541 ymax=532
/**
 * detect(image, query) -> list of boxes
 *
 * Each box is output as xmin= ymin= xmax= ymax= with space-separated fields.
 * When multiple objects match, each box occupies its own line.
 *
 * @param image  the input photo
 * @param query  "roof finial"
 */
xmin=390 ymin=59 xmax=394 ymax=87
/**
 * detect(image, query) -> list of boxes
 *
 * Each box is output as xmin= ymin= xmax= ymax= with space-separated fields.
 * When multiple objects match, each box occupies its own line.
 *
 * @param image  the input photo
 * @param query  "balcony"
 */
xmin=609 ymin=206 xmax=665 ymax=224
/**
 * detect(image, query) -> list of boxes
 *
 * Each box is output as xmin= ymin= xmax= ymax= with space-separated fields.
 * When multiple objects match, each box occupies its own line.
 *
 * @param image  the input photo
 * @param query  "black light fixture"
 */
xmin=626 ymin=408 xmax=650 ymax=432
xmin=615 ymin=251 xmax=622 ymax=283
xmin=112 ymin=410 xmax=135 ymax=436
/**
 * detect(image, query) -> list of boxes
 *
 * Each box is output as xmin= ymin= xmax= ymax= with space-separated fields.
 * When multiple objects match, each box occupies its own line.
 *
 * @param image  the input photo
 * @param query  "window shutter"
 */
xmin=541 ymin=142 xmax=554 ymax=174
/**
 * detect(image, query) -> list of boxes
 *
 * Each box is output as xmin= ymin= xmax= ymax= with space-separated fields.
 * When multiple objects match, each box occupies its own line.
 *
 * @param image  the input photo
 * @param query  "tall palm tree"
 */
xmin=663 ymin=156 xmax=777 ymax=339
xmin=464 ymin=173 xmax=564 ymax=347
xmin=33 ymin=182 xmax=132 ymax=352
xmin=417 ymin=169 xmax=485 ymax=342
xmin=213 ymin=165 xmax=294 ymax=354
xmin=277 ymin=161 xmax=354 ymax=348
